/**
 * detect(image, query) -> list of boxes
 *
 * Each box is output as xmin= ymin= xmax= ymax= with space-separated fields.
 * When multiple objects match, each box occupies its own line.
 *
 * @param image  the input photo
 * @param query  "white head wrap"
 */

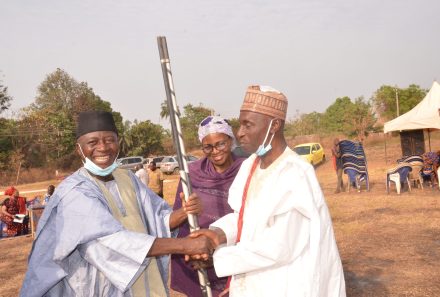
xmin=198 ymin=116 xmax=236 ymax=144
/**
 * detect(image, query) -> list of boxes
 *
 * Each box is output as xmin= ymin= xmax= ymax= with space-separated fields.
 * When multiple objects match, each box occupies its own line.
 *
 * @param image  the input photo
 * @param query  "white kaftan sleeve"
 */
xmin=210 ymin=212 xmax=239 ymax=246
xmin=212 ymin=209 xmax=310 ymax=277
xmin=78 ymin=230 xmax=155 ymax=292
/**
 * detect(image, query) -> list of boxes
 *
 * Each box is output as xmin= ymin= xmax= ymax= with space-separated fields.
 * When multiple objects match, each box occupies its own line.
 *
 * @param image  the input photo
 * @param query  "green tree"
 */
xmin=285 ymin=111 xmax=324 ymax=137
xmin=372 ymin=84 xmax=427 ymax=121
xmin=345 ymin=97 xmax=377 ymax=141
xmin=227 ymin=117 xmax=240 ymax=135
xmin=180 ymin=103 xmax=212 ymax=149
xmin=0 ymin=79 xmax=14 ymax=170
xmin=23 ymin=68 xmax=122 ymax=168
xmin=0 ymin=80 xmax=12 ymax=114
xmin=126 ymin=120 xmax=166 ymax=156
xmin=159 ymin=99 xmax=182 ymax=120
xmin=118 ymin=120 xmax=133 ymax=157
xmin=0 ymin=118 xmax=15 ymax=170
xmin=160 ymin=100 xmax=169 ymax=119
xmin=319 ymin=96 xmax=376 ymax=141
xmin=321 ymin=97 xmax=353 ymax=133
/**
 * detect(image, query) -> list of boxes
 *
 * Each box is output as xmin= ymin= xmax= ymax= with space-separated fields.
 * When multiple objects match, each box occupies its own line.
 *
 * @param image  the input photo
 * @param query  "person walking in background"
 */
xmin=190 ymin=85 xmax=346 ymax=297
xmin=148 ymin=161 xmax=164 ymax=197
xmin=332 ymin=138 xmax=344 ymax=193
xmin=43 ymin=185 xmax=55 ymax=205
xmin=135 ymin=163 xmax=149 ymax=187
xmin=171 ymin=116 xmax=245 ymax=297
xmin=21 ymin=110 xmax=214 ymax=297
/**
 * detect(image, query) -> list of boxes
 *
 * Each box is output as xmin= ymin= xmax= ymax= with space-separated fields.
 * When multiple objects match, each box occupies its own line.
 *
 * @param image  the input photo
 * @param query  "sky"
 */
xmin=1 ymin=0 xmax=440 ymax=126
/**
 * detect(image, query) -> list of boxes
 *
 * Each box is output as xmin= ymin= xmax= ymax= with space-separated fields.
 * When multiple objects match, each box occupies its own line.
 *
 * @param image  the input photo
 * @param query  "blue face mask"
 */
xmin=77 ymin=144 xmax=119 ymax=177
xmin=255 ymin=119 xmax=275 ymax=157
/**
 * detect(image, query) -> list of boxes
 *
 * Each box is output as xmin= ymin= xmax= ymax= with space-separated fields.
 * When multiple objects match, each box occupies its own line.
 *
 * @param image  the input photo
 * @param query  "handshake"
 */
xmin=182 ymin=228 xmax=226 ymax=269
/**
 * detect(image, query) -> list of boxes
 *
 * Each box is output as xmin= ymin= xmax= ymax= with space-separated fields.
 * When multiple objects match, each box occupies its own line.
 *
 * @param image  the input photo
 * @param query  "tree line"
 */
xmin=0 ymin=68 xmax=427 ymax=181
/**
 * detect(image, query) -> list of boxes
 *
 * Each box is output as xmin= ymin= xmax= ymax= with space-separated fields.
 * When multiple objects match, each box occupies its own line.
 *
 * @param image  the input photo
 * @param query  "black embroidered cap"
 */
xmin=76 ymin=111 xmax=118 ymax=139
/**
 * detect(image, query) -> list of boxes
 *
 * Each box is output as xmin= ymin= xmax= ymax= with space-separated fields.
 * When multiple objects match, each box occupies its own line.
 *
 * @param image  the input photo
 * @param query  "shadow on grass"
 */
xmin=344 ymin=266 xmax=390 ymax=297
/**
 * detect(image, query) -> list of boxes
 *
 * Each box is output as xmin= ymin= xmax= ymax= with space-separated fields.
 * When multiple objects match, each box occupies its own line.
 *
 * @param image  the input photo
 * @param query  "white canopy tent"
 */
xmin=384 ymin=81 xmax=440 ymax=133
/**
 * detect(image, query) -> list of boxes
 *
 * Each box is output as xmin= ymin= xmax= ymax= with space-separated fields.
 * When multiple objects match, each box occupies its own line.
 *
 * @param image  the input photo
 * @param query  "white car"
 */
xmin=160 ymin=155 xmax=198 ymax=174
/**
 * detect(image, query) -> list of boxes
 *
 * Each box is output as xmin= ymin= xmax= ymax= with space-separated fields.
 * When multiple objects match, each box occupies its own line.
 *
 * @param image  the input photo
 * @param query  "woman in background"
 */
xmin=171 ymin=116 xmax=245 ymax=297
xmin=421 ymin=151 xmax=439 ymax=187
xmin=1 ymin=187 xmax=24 ymax=236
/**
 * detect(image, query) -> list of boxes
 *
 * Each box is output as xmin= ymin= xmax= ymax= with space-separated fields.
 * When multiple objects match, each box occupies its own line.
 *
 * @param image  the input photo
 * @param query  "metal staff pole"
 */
xmin=157 ymin=36 xmax=213 ymax=297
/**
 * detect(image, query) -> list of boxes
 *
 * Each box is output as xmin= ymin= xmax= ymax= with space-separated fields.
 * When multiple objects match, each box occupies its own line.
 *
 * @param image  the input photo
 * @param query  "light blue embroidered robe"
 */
xmin=21 ymin=168 xmax=176 ymax=297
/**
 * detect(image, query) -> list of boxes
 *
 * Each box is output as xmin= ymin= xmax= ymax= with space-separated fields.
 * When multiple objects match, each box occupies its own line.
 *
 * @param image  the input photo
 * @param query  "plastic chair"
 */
xmin=388 ymin=173 xmax=403 ymax=194
xmin=0 ymin=221 xmax=5 ymax=238
xmin=29 ymin=206 xmax=45 ymax=238
xmin=438 ymin=167 xmax=440 ymax=190
xmin=408 ymin=163 xmax=424 ymax=189
xmin=386 ymin=162 xmax=412 ymax=194
xmin=398 ymin=156 xmax=424 ymax=190
xmin=340 ymin=140 xmax=370 ymax=192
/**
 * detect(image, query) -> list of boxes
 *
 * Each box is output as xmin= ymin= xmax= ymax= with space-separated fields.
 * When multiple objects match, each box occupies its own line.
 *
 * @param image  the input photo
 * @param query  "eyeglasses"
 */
xmin=202 ymin=139 xmax=229 ymax=154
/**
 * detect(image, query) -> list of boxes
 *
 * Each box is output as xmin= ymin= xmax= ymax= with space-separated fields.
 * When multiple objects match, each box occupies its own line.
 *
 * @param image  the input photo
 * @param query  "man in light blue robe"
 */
xmin=21 ymin=111 xmax=212 ymax=297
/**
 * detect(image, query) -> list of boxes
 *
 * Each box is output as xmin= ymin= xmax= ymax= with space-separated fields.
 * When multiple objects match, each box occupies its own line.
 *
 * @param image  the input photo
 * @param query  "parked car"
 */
xmin=116 ymin=156 xmax=145 ymax=171
xmin=150 ymin=156 xmax=165 ymax=168
xmin=293 ymin=143 xmax=325 ymax=165
xmin=160 ymin=155 xmax=198 ymax=174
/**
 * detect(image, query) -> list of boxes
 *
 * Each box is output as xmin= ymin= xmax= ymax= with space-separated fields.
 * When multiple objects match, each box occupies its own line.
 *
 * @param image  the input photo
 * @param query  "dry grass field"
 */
xmin=1 ymin=137 xmax=439 ymax=296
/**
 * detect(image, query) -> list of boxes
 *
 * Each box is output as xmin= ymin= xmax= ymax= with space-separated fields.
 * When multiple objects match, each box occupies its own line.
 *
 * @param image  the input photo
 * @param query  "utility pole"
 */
xmin=395 ymin=88 xmax=400 ymax=117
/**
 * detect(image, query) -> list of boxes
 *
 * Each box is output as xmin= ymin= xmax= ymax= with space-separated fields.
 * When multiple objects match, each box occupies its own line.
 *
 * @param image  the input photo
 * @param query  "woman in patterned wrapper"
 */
xmin=421 ymin=151 xmax=440 ymax=186
xmin=170 ymin=116 xmax=246 ymax=297
xmin=1 ymin=187 xmax=25 ymax=236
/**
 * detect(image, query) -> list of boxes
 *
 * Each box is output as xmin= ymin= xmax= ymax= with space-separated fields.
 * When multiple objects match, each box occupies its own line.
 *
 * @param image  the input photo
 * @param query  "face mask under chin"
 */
xmin=255 ymin=119 xmax=275 ymax=157
xmin=77 ymin=144 xmax=119 ymax=177
xmin=83 ymin=158 xmax=119 ymax=176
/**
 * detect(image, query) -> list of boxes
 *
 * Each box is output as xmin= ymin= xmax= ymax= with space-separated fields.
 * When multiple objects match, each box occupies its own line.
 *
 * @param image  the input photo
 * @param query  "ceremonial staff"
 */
xmin=157 ymin=36 xmax=213 ymax=297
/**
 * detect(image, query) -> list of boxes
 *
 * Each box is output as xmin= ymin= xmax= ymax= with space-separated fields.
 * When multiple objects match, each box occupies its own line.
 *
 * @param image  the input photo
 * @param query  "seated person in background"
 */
xmin=43 ymin=185 xmax=55 ymax=205
xmin=421 ymin=151 xmax=439 ymax=186
xmin=0 ymin=186 xmax=34 ymax=236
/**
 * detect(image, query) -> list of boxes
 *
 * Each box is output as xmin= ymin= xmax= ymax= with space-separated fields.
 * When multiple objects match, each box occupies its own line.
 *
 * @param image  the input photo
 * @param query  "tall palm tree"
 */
xmin=160 ymin=99 xmax=182 ymax=119
xmin=160 ymin=100 xmax=169 ymax=119
xmin=118 ymin=121 xmax=133 ymax=157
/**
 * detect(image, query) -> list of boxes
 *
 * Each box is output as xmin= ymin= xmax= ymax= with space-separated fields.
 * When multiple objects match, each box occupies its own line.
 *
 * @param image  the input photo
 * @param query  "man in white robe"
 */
xmin=21 ymin=111 xmax=213 ymax=297
xmin=191 ymin=85 xmax=346 ymax=297
xmin=135 ymin=163 xmax=149 ymax=186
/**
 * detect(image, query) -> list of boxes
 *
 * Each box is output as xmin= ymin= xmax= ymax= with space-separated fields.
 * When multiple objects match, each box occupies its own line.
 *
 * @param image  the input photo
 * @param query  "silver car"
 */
xmin=117 ymin=156 xmax=145 ymax=171
xmin=160 ymin=155 xmax=198 ymax=174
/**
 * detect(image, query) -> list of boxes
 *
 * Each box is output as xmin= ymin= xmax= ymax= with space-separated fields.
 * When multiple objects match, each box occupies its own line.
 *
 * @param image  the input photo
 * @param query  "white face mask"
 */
xmin=77 ymin=144 xmax=119 ymax=177
xmin=255 ymin=119 xmax=275 ymax=157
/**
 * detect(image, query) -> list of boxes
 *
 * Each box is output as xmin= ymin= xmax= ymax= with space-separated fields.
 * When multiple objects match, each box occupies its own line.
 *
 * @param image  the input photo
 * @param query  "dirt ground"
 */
xmin=1 ymin=139 xmax=439 ymax=297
